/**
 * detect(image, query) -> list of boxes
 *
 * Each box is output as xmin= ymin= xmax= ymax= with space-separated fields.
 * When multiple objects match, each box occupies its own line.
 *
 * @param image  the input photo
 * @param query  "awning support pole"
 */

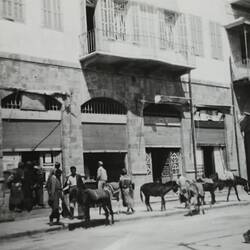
xmin=229 ymin=56 xmax=241 ymax=176
xmin=188 ymin=73 xmax=198 ymax=179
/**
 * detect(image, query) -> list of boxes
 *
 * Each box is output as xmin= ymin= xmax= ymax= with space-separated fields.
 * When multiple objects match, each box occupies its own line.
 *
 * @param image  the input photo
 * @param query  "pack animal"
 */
xmin=140 ymin=181 xmax=179 ymax=211
xmin=77 ymin=187 xmax=114 ymax=227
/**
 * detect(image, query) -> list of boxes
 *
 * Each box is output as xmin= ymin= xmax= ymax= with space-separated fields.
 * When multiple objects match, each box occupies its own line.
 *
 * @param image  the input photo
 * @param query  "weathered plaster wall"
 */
xmin=0 ymin=56 xmax=84 ymax=174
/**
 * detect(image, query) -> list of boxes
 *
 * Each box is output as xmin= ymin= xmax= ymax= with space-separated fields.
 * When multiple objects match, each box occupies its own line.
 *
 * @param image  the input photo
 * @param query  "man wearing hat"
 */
xmin=97 ymin=161 xmax=107 ymax=190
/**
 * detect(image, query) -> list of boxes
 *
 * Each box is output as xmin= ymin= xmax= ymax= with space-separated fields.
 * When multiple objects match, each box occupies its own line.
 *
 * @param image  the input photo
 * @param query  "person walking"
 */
xmin=64 ymin=166 xmax=84 ymax=219
xmin=46 ymin=169 xmax=62 ymax=225
xmin=54 ymin=162 xmax=62 ymax=181
xmin=97 ymin=161 xmax=107 ymax=190
xmin=119 ymin=168 xmax=135 ymax=214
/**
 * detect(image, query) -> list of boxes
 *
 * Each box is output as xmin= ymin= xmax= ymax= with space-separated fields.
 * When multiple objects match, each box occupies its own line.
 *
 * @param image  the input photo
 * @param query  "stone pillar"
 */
xmin=181 ymin=113 xmax=195 ymax=179
xmin=61 ymin=92 xmax=84 ymax=177
xmin=127 ymin=111 xmax=151 ymax=201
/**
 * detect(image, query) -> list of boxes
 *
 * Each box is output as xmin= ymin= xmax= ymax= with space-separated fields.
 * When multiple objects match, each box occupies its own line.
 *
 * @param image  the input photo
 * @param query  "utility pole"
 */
xmin=188 ymin=73 xmax=198 ymax=179
xmin=229 ymin=56 xmax=241 ymax=176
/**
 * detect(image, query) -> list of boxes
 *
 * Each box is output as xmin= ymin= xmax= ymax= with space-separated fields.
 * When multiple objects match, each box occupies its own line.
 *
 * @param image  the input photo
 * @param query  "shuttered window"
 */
xmin=101 ymin=0 xmax=115 ymax=39
xmin=159 ymin=10 xmax=175 ymax=50
xmin=175 ymin=13 xmax=188 ymax=54
xmin=190 ymin=14 xmax=203 ymax=56
xmin=131 ymin=2 xmax=140 ymax=43
xmin=42 ymin=0 xmax=62 ymax=31
xmin=1 ymin=0 xmax=24 ymax=22
xmin=210 ymin=21 xmax=223 ymax=60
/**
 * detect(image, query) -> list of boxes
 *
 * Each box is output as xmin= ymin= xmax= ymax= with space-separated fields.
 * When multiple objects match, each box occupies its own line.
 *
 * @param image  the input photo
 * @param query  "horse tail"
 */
xmin=140 ymin=187 xmax=144 ymax=202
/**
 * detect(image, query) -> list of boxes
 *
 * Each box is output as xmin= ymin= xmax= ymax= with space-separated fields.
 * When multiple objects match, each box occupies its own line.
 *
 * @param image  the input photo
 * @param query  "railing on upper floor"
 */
xmin=232 ymin=58 xmax=250 ymax=81
xmin=79 ymin=29 xmax=195 ymax=69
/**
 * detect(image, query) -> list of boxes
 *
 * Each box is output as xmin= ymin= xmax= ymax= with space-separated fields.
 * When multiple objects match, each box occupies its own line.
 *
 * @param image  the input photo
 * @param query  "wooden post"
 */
xmin=188 ymin=73 xmax=198 ymax=179
xmin=229 ymin=56 xmax=241 ymax=176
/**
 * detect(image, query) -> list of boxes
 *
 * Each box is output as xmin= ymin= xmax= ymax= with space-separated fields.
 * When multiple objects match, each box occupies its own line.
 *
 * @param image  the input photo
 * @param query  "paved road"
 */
xmin=2 ymin=205 xmax=250 ymax=250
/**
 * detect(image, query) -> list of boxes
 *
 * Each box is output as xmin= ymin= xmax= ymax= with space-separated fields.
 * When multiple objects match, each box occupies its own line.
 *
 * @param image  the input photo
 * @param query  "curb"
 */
xmin=0 ymin=200 xmax=250 ymax=241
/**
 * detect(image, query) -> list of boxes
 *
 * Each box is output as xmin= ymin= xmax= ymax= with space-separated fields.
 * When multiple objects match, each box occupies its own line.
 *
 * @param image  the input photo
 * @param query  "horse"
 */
xmin=196 ymin=178 xmax=218 ymax=204
xmin=217 ymin=175 xmax=250 ymax=202
xmin=179 ymin=180 xmax=205 ymax=215
xmin=77 ymin=187 xmax=114 ymax=227
xmin=140 ymin=181 xmax=179 ymax=211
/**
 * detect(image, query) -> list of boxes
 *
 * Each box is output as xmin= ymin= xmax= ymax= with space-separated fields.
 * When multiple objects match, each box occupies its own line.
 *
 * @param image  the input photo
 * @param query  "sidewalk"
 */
xmin=0 ymin=190 xmax=249 ymax=241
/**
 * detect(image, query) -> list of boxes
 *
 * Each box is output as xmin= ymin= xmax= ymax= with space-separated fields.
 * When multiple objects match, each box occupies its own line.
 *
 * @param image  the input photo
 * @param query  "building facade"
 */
xmin=0 ymin=0 xmax=248 ymax=200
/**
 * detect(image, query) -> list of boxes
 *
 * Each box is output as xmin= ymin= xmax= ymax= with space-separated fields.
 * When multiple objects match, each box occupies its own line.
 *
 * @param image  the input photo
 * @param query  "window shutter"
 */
xmin=176 ymin=13 xmax=187 ymax=54
xmin=210 ymin=21 xmax=223 ymax=60
xmin=2 ymin=0 xmax=24 ymax=21
xmin=101 ymin=0 xmax=115 ymax=39
xmin=190 ymin=15 xmax=203 ymax=56
xmin=131 ymin=2 xmax=139 ymax=43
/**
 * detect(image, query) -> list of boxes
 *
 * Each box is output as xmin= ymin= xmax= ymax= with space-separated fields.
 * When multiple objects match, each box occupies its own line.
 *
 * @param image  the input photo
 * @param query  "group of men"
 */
xmin=7 ymin=161 xmax=44 ymax=213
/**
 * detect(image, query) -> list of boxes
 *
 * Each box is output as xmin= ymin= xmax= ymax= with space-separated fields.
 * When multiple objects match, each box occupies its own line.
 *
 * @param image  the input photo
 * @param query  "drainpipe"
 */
xmin=229 ymin=56 xmax=241 ymax=177
xmin=188 ymin=73 xmax=197 ymax=179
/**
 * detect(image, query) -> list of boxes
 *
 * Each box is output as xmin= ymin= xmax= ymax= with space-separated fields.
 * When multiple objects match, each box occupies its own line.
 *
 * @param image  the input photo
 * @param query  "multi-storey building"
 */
xmin=0 ymin=0 xmax=248 ymax=201
xmin=225 ymin=0 xmax=250 ymax=180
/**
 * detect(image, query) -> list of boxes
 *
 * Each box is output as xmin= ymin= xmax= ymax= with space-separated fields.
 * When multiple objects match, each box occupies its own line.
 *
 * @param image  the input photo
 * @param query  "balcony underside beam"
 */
xmin=80 ymin=52 xmax=193 ymax=76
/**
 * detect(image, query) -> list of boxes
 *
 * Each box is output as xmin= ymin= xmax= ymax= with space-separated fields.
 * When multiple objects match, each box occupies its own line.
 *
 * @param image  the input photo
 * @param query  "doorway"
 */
xmin=21 ymin=152 xmax=40 ymax=165
xmin=83 ymin=152 xmax=126 ymax=182
xmin=146 ymin=148 xmax=181 ymax=183
xmin=244 ymin=131 xmax=250 ymax=181
xmin=202 ymin=146 xmax=215 ymax=178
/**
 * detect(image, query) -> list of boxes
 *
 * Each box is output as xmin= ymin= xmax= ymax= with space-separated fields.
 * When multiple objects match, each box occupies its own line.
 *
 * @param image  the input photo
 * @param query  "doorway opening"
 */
xmin=146 ymin=148 xmax=181 ymax=183
xmin=202 ymin=146 xmax=215 ymax=178
xmin=83 ymin=152 xmax=126 ymax=182
xmin=21 ymin=152 xmax=40 ymax=165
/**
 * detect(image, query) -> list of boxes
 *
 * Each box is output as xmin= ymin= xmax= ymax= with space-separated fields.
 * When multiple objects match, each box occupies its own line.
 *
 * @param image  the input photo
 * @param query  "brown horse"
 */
xmin=77 ymin=187 xmax=114 ymax=227
xmin=140 ymin=181 xmax=179 ymax=211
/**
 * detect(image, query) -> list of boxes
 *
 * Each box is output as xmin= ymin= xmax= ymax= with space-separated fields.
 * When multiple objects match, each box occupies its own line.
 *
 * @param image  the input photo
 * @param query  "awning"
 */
xmin=154 ymin=95 xmax=190 ymax=106
xmin=225 ymin=17 xmax=250 ymax=31
xmin=195 ymin=104 xmax=231 ymax=114
xmin=82 ymin=123 xmax=127 ymax=152
xmin=3 ymin=120 xmax=61 ymax=151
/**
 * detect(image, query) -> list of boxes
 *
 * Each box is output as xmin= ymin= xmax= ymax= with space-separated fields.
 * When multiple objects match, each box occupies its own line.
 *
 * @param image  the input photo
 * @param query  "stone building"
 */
xmin=0 ymin=0 xmax=248 ymax=201
xmin=225 ymin=0 xmax=250 ymax=180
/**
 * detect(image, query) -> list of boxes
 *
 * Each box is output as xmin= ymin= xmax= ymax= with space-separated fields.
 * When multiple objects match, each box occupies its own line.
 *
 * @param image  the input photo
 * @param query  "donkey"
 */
xmin=77 ymin=187 xmax=114 ymax=227
xmin=140 ymin=181 xmax=179 ymax=211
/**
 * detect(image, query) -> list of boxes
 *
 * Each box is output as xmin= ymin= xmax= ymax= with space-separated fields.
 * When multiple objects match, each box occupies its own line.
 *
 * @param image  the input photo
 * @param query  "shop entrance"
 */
xmin=21 ymin=152 xmax=40 ymax=165
xmin=83 ymin=152 xmax=126 ymax=182
xmin=146 ymin=148 xmax=181 ymax=183
xmin=202 ymin=146 xmax=215 ymax=178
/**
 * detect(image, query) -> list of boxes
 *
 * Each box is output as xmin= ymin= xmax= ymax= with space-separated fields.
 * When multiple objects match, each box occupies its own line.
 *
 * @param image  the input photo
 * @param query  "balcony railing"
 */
xmin=232 ymin=58 xmax=250 ymax=81
xmin=79 ymin=29 xmax=195 ymax=70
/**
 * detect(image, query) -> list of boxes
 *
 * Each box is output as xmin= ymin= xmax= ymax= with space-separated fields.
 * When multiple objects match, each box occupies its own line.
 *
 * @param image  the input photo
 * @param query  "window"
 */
xmin=45 ymin=96 xmax=61 ymax=111
xmin=210 ymin=21 xmax=223 ymax=60
xmin=159 ymin=10 xmax=175 ymax=50
xmin=42 ymin=0 xmax=62 ymax=30
xmin=175 ymin=13 xmax=188 ymax=54
xmin=1 ymin=92 xmax=21 ymax=109
xmin=189 ymin=15 xmax=203 ymax=56
xmin=1 ymin=0 xmax=24 ymax=22
xmin=81 ymin=98 xmax=127 ymax=115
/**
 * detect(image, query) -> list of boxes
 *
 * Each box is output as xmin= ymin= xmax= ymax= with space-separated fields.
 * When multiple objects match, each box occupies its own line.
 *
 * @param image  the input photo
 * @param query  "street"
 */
xmin=1 ymin=204 xmax=250 ymax=250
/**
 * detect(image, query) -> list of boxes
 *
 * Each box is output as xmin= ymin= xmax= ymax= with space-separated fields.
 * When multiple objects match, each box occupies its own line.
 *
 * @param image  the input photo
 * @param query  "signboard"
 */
xmin=3 ymin=154 xmax=21 ymax=171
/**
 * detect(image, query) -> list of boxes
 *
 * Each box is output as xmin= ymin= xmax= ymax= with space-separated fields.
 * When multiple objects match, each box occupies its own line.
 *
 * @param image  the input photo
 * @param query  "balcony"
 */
xmin=230 ymin=0 xmax=250 ymax=9
xmin=231 ymin=58 xmax=250 ymax=82
xmin=79 ymin=29 xmax=195 ymax=75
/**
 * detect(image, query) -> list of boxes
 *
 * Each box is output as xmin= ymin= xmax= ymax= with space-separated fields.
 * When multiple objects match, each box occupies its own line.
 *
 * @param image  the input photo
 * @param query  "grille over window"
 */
xmin=81 ymin=98 xmax=127 ymax=114
xmin=1 ymin=93 xmax=21 ymax=109
xmin=45 ymin=96 xmax=62 ymax=111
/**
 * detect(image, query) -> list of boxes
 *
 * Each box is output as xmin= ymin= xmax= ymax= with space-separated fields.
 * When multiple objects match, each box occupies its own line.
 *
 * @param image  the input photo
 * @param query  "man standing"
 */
xmin=64 ymin=166 xmax=84 ymax=219
xmin=97 ymin=161 xmax=107 ymax=190
xmin=54 ymin=162 xmax=62 ymax=182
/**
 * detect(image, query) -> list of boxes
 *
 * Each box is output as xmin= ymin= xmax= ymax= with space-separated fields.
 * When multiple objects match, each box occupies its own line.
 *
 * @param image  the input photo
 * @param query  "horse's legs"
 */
xmin=161 ymin=196 xmax=166 ymax=211
xmin=210 ymin=190 xmax=216 ymax=204
xmin=84 ymin=206 xmax=90 ymax=228
xmin=145 ymin=195 xmax=152 ymax=211
xmin=102 ymin=204 xmax=110 ymax=225
xmin=107 ymin=200 xmax=114 ymax=224
xmin=234 ymin=185 xmax=241 ymax=201
xmin=227 ymin=186 xmax=232 ymax=202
